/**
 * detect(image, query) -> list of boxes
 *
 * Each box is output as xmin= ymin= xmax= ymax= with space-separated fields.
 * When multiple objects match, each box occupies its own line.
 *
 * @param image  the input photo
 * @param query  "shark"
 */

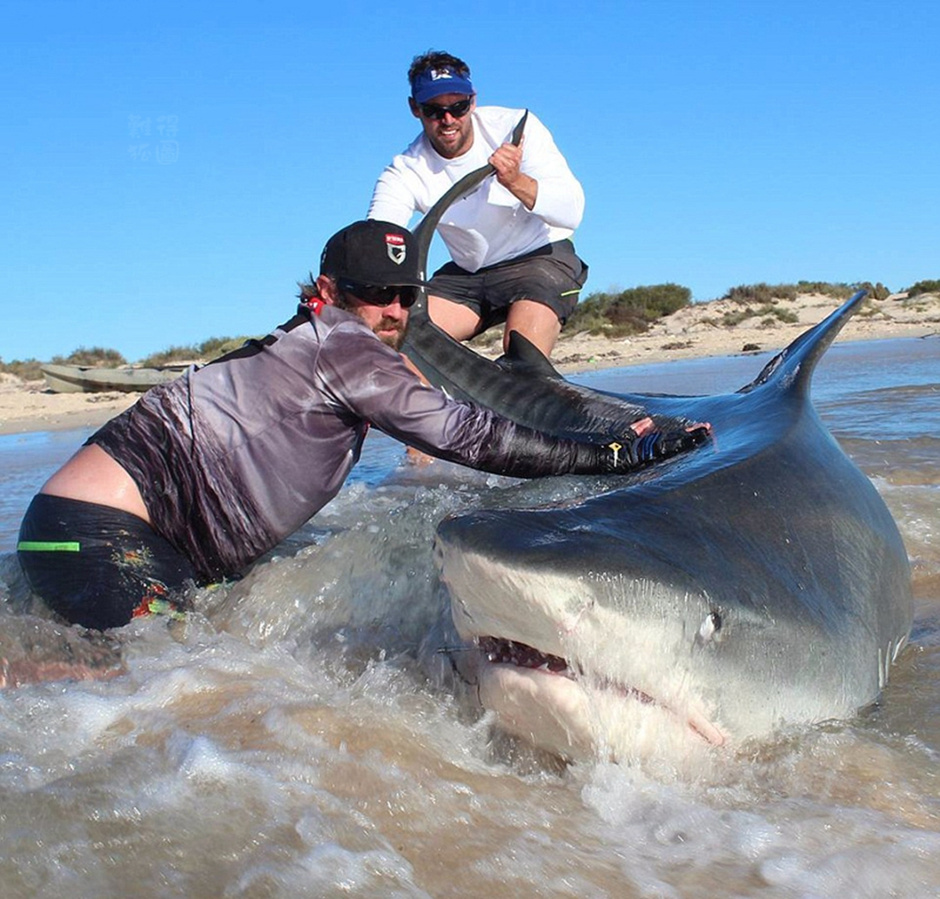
xmin=402 ymin=126 xmax=914 ymax=756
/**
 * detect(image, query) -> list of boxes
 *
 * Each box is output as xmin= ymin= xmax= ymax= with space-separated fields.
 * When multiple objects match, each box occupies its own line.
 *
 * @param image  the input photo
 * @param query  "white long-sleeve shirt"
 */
xmin=368 ymin=107 xmax=584 ymax=272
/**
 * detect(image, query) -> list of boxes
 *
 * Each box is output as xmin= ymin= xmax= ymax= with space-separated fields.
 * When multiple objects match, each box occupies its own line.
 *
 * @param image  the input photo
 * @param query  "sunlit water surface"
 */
xmin=0 ymin=336 xmax=937 ymax=898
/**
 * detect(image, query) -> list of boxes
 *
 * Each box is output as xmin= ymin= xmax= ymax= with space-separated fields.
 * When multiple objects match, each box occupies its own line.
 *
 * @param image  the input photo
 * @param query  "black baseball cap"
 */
xmin=319 ymin=220 xmax=428 ymax=288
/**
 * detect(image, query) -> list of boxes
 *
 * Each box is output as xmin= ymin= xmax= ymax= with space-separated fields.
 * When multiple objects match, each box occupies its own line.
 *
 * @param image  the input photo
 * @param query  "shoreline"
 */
xmin=2 ymin=292 xmax=937 ymax=437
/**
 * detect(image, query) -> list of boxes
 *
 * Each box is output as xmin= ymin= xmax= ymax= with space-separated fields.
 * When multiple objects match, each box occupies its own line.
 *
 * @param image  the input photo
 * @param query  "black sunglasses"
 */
xmin=338 ymin=279 xmax=420 ymax=308
xmin=417 ymin=98 xmax=473 ymax=121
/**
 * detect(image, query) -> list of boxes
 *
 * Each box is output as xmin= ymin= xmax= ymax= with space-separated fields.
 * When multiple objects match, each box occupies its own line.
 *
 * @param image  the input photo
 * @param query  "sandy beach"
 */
xmin=2 ymin=291 xmax=937 ymax=437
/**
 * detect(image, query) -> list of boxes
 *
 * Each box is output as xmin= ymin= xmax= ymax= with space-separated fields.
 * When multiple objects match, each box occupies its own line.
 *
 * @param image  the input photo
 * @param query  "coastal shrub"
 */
xmin=566 ymin=283 xmax=692 ymax=337
xmin=197 ymin=336 xmax=252 ymax=359
xmin=794 ymin=281 xmax=856 ymax=300
xmin=721 ymin=308 xmax=754 ymax=327
xmin=50 ymin=346 xmax=127 ymax=367
xmin=0 ymin=358 xmax=44 ymax=381
xmin=854 ymin=281 xmax=891 ymax=301
xmin=719 ymin=303 xmax=799 ymax=328
xmin=725 ymin=283 xmax=798 ymax=304
xmin=772 ymin=307 xmax=799 ymax=324
xmin=140 ymin=336 xmax=252 ymax=367
xmin=725 ymin=281 xmax=893 ymax=304
xmin=906 ymin=279 xmax=940 ymax=297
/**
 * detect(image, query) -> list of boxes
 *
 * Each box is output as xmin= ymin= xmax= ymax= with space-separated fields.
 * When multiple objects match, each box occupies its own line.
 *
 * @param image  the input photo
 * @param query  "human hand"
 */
xmin=628 ymin=416 xmax=655 ymax=437
xmin=605 ymin=423 xmax=711 ymax=471
xmin=489 ymin=137 xmax=524 ymax=188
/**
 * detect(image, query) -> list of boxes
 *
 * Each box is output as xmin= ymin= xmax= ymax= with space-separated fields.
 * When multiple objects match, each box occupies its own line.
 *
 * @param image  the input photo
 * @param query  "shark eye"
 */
xmin=698 ymin=611 xmax=722 ymax=643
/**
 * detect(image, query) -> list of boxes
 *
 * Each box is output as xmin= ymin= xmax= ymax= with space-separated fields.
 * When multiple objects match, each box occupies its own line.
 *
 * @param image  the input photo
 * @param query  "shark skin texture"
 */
xmin=412 ymin=291 xmax=912 ymax=758
xmin=401 ymin=126 xmax=912 ymax=758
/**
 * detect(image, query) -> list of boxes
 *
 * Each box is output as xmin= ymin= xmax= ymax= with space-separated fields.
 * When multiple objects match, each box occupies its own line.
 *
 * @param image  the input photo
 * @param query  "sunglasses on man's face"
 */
xmin=417 ymin=98 xmax=473 ymax=121
xmin=338 ymin=280 xmax=420 ymax=308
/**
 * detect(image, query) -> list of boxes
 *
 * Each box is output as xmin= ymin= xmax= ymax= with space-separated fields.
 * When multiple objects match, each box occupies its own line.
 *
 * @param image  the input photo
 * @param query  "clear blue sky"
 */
xmin=3 ymin=0 xmax=938 ymax=363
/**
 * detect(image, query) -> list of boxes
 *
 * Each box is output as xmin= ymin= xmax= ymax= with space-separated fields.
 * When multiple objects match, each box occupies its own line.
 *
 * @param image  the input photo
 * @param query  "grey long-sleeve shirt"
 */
xmin=90 ymin=302 xmax=603 ymax=581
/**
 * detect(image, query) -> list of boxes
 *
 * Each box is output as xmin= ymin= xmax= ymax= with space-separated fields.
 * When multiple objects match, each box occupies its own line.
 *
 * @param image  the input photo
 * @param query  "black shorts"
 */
xmin=428 ymin=240 xmax=589 ymax=331
xmin=17 ymin=494 xmax=198 ymax=630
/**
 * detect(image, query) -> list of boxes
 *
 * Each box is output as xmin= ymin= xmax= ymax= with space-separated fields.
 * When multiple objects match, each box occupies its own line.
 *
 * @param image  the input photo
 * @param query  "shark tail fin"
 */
xmin=740 ymin=290 xmax=868 ymax=395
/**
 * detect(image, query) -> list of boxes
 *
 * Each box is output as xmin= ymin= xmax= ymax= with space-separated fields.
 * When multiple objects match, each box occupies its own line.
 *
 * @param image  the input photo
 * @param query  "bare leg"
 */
xmin=41 ymin=444 xmax=149 ymax=522
xmin=503 ymin=299 xmax=562 ymax=357
xmin=427 ymin=295 xmax=482 ymax=341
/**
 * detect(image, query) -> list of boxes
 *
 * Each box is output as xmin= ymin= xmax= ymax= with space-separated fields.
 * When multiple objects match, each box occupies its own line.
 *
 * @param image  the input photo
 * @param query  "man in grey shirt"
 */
xmin=18 ymin=221 xmax=707 ymax=630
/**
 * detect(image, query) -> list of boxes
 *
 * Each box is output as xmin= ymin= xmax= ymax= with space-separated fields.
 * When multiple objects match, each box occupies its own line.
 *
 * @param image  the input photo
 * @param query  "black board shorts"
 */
xmin=428 ymin=239 xmax=589 ymax=331
xmin=17 ymin=494 xmax=198 ymax=630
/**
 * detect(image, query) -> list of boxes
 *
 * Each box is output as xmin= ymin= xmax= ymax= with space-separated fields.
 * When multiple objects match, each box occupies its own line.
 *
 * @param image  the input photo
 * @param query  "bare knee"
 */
xmin=504 ymin=300 xmax=562 ymax=357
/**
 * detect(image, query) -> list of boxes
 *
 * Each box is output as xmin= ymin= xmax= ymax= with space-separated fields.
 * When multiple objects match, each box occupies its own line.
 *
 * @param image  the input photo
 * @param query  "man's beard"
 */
xmin=333 ymin=292 xmax=407 ymax=350
xmin=375 ymin=317 xmax=406 ymax=350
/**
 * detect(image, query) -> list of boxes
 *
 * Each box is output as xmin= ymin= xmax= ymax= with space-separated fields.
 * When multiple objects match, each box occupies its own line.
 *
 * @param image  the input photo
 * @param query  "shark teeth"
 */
xmin=478 ymin=636 xmax=570 ymax=675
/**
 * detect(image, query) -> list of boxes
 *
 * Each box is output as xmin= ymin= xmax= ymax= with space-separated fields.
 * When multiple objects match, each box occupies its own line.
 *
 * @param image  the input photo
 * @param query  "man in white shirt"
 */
xmin=368 ymin=50 xmax=588 ymax=359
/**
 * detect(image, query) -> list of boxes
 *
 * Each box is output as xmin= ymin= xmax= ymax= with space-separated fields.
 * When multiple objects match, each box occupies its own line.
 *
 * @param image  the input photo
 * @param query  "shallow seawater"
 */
xmin=0 ymin=336 xmax=937 ymax=898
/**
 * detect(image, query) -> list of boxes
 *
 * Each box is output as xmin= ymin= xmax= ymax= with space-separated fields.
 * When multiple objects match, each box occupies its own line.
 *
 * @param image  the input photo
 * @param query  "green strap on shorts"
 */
xmin=17 ymin=540 xmax=81 ymax=552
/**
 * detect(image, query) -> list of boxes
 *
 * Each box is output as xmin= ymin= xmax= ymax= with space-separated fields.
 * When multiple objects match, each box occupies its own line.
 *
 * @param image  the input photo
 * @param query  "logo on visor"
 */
xmin=430 ymin=67 xmax=455 ymax=81
xmin=385 ymin=233 xmax=406 ymax=265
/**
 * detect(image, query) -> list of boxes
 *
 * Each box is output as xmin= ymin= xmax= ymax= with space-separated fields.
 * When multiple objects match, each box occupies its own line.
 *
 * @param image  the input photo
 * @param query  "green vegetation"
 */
xmin=854 ymin=281 xmax=891 ymax=301
xmin=723 ymin=281 xmax=890 ymax=304
xmin=565 ymin=283 xmax=692 ymax=337
xmin=559 ymin=279 xmax=894 ymax=339
xmin=0 ymin=337 xmax=254 ymax=382
xmin=710 ymin=303 xmax=799 ymax=328
xmin=139 ymin=336 xmax=250 ymax=368
xmin=906 ymin=279 xmax=940 ymax=297
xmin=795 ymin=281 xmax=858 ymax=299
xmin=724 ymin=283 xmax=800 ymax=304
xmin=0 ymin=346 xmax=128 ymax=381
xmin=0 ymin=358 xmax=44 ymax=381
xmin=51 ymin=346 xmax=127 ymax=367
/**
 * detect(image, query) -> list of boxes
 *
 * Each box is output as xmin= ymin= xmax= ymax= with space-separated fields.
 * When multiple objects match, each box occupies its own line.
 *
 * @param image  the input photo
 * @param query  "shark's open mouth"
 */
xmin=477 ymin=635 xmax=657 ymax=704
xmin=478 ymin=636 xmax=570 ymax=675
xmin=474 ymin=635 xmax=722 ymax=746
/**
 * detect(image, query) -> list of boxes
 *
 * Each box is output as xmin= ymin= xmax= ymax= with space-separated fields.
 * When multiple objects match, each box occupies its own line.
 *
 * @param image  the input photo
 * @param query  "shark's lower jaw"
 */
xmin=472 ymin=636 xmax=725 ymax=753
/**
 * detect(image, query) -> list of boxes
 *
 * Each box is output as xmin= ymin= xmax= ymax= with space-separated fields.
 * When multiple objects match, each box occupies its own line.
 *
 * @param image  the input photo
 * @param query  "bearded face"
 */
xmin=331 ymin=283 xmax=409 ymax=351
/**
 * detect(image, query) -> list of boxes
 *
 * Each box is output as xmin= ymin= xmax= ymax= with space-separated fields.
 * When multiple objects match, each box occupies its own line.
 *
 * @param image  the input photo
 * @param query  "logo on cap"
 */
xmin=386 ymin=233 xmax=406 ymax=265
xmin=430 ymin=67 xmax=455 ymax=81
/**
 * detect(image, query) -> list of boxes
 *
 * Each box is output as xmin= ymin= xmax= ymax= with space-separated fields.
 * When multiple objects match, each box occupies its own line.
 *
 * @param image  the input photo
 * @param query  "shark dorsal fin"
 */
xmin=740 ymin=289 xmax=868 ymax=396
xmin=504 ymin=330 xmax=563 ymax=378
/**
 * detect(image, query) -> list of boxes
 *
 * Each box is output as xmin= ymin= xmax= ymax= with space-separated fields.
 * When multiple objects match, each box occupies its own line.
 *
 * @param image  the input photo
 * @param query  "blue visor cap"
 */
xmin=410 ymin=66 xmax=475 ymax=103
